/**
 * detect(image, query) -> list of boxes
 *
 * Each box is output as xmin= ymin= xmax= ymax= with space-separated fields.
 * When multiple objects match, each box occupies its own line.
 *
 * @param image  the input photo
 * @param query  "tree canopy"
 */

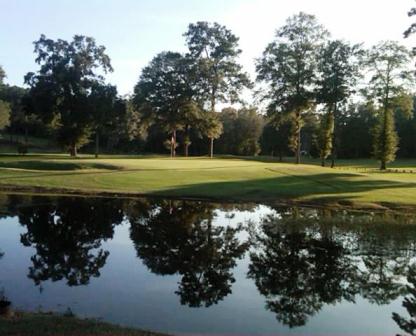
xmin=257 ymin=12 xmax=329 ymax=164
xmin=24 ymin=34 xmax=114 ymax=156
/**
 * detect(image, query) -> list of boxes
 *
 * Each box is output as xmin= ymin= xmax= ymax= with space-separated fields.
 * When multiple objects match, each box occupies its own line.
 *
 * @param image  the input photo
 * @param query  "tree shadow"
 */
xmin=0 ymin=160 xmax=119 ymax=171
xmin=153 ymin=172 xmax=416 ymax=203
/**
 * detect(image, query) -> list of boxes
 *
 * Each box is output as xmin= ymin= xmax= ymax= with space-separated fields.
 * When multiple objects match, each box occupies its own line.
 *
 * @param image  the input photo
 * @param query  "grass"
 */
xmin=0 ymin=311 xmax=166 ymax=336
xmin=0 ymin=153 xmax=415 ymax=208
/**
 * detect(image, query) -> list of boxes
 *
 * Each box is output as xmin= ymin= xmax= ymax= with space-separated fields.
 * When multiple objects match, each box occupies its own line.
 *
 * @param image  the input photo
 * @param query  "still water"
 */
xmin=0 ymin=194 xmax=416 ymax=335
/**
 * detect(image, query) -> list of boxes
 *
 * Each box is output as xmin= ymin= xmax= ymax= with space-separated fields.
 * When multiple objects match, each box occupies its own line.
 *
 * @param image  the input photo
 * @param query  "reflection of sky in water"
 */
xmin=0 ymin=198 xmax=412 ymax=335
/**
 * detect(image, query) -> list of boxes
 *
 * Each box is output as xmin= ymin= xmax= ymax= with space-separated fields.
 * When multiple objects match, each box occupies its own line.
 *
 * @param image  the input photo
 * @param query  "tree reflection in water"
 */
xmin=393 ymin=264 xmax=416 ymax=336
xmin=248 ymin=207 xmax=416 ymax=328
xmin=2 ymin=193 xmax=416 ymax=331
xmin=128 ymin=199 xmax=249 ymax=307
xmin=17 ymin=197 xmax=124 ymax=287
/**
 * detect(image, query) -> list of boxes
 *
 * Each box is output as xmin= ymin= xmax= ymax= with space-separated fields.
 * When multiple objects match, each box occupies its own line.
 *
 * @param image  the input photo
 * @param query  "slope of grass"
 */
xmin=0 ymin=154 xmax=415 ymax=208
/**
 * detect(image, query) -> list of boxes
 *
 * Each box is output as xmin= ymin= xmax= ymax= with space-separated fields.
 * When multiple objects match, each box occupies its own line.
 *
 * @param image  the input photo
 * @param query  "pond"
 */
xmin=0 ymin=194 xmax=416 ymax=335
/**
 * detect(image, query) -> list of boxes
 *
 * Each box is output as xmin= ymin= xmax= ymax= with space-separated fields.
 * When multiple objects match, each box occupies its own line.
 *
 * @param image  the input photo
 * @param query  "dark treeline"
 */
xmin=1 ymin=7 xmax=416 ymax=169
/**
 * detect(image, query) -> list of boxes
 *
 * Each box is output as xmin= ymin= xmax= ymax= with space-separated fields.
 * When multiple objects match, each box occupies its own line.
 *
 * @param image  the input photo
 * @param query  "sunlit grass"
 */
xmin=0 ymin=154 xmax=414 ymax=207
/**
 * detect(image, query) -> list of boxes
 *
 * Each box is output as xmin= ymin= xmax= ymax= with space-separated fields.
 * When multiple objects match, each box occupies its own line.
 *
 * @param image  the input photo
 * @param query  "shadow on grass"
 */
xmin=0 ymin=160 xmax=120 ymax=171
xmin=151 ymin=172 xmax=416 ymax=203
xmin=0 ymin=162 xmax=414 ymax=206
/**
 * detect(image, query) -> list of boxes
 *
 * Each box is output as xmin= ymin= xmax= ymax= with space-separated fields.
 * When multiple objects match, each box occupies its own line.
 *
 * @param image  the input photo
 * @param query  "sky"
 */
xmin=1 ymin=0 xmax=416 ymax=96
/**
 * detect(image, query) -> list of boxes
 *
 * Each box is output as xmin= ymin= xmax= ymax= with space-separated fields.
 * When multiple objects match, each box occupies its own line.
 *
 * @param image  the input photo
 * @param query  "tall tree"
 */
xmin=201 ymin=112 xmax=223 ymax=158
xmin=184 ymin=21 xmax=251 ymax=157
xmin=133 ymin=52 xmax=202 ymax=157
xmin=24 ymin=35 xmax=113 ymax=156
xmin=89 ymin=83 xmax=122 ymax=157
xmin=257 ymin=12 xmax=329 ymax=164
xmin=0 ymin=66 xmax=10 ymax=133
xmin=364 ymin=41 xmax=413 ymax=170
xmin=316 ymin=40 xmax=362 ymax=167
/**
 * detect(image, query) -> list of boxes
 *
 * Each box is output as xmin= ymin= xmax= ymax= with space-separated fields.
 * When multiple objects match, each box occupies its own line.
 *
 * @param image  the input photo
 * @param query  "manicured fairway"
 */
xmin=0 ymin=154 xmax=415 ymax=208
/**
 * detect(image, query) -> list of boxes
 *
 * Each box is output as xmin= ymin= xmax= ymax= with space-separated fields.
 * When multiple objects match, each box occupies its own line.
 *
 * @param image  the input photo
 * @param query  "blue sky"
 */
xmin=1 ymin=0 xmax=415 ymax=95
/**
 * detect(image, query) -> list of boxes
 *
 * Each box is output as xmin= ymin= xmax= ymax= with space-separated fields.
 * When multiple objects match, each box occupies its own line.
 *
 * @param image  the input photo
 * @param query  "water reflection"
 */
xmin=128 ymin=200 xmax=249 ymax=307
xmin=393 ymin=264 xmax=416 ymax=336
xmin=0 ymin=194 xmax=416 ymax=333
xmin=248 ymin=207 xmax=416 ymax=327
xmin=17 ymin=196 xmax=124 ymax=286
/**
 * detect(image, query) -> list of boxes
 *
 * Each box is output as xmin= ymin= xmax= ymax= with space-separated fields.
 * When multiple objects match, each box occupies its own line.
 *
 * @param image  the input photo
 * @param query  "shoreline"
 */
xmin=1 ymin=184 xmax=415 ymax=213
xmin=0 ymin=311 xmax=168 ymax=336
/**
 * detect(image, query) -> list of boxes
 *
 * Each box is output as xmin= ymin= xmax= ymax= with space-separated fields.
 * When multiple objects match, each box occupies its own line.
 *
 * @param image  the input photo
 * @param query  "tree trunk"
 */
xmin=171 ymin=130 xmax=177 ymax=158
xmin=69 ymin=144 xmax=77 ymax=157
xmin=184 ymin=125 xmax=190 ymax=157
xmin=321 ymin=158 xmax=325 ymax=167
xmin=209 ymin=137 xmax=214 ymax=158
xmin=184 ymin=143 xmax=189 ymax=157
xmin=380 ymin=160 xmax=386 ymax=170
xmin=95 ymin=132 xmax=99 ymax=158
xmin=294 ymin=111 xmax=301 ymax=164
xmin=330 ymin=105 xmax=337 ymax=168
xmin=295 ymin=128 xmax=301 ymax=164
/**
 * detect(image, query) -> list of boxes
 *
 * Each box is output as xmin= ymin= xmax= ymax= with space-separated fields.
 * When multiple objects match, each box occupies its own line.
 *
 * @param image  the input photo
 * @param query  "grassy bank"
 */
xmin=0 ymin=311 xmax=166 ymax=336
xmin=0 ymin=154 xmax=415 ymax=209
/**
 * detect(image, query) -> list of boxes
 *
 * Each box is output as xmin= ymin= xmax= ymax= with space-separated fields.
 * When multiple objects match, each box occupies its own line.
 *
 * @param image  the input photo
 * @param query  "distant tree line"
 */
xmin=1 ymin=6 xmax=416 ymax=169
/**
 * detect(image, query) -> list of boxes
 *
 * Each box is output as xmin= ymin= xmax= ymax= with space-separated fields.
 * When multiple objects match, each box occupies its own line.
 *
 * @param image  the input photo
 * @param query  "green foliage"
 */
xmin=134 ymin=51 xmax=203 ymax=157
xmin=315 ymin=40 xmax=362 ymax=166
xmin=24 ymin=34 xmax=113 ymax=156
xmin=0 ymin=100 xmax=10 ymax=131
xmin=316 ymin=112 xmax=334 ymax=165
xmin=217 ymin=107 xmax=264 ymax=156
xmin=257 ymin=12 xmax=329 ymax=164
xmin=201 ymin=112 xmax=223 ymax=140
xmin=0 ymin=65 xmax=5 ymax=85
xmin=336 ymin=103 xmax=377 ymax=159
xmin=260 ymin=122 xmax=291 ymax=159
xmin=184 ymin=22 xmax=251 ymax=112
xmin=364 ymin=41 xmax=414 ymax=169
xmin=372 ymin=109 xmax=399 ymax=168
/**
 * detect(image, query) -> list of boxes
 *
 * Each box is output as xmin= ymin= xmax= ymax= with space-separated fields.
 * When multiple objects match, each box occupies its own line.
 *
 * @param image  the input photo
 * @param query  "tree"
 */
xmin=364 ymin=41 xmax=413 ymax=170
xmin=0 ymin=65 xmax=5 ymax=85
xmin=316 ymin=112 xmax=334 ymax=166
xmin=24 ymin=35 xmax=113 ymax=156
xmin=336 ymin=103 xmax=377 ymax=159
xmin=0 ymin=66 xmax=10 ymax=133
xmin=201 ymin=112 xmax=223 ymax=158
xmin=316 ymin=40 xmax=362 ymax=167
xmin=128 ymin=199 xmax=248 ymax=307
xmin=0 ymin=100 xmax=10 ymax=132
xmin=257 ymin=12 xmax=328 ymax=164
xmin=216 ymin=107 xmax=264 ymax=156
xmin=89 ymin=83 xmax=122 ymax=157
xmin=18 ymin=197 xmax=124 ymax=287
xmin=184 ymin=22 xmax=251 ymax=157
xmin=393 ymin=264 xmax=416 ymax=336
xmin=133 ymin=52 xmax=202 ymax=157
xmin=260 ymin=122 xmax=291 ymax=160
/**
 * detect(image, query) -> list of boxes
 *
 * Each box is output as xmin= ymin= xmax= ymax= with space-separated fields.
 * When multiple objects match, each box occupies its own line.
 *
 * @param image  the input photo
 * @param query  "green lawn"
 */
xmin=0 ymin=154 xmax=415 ymax=208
